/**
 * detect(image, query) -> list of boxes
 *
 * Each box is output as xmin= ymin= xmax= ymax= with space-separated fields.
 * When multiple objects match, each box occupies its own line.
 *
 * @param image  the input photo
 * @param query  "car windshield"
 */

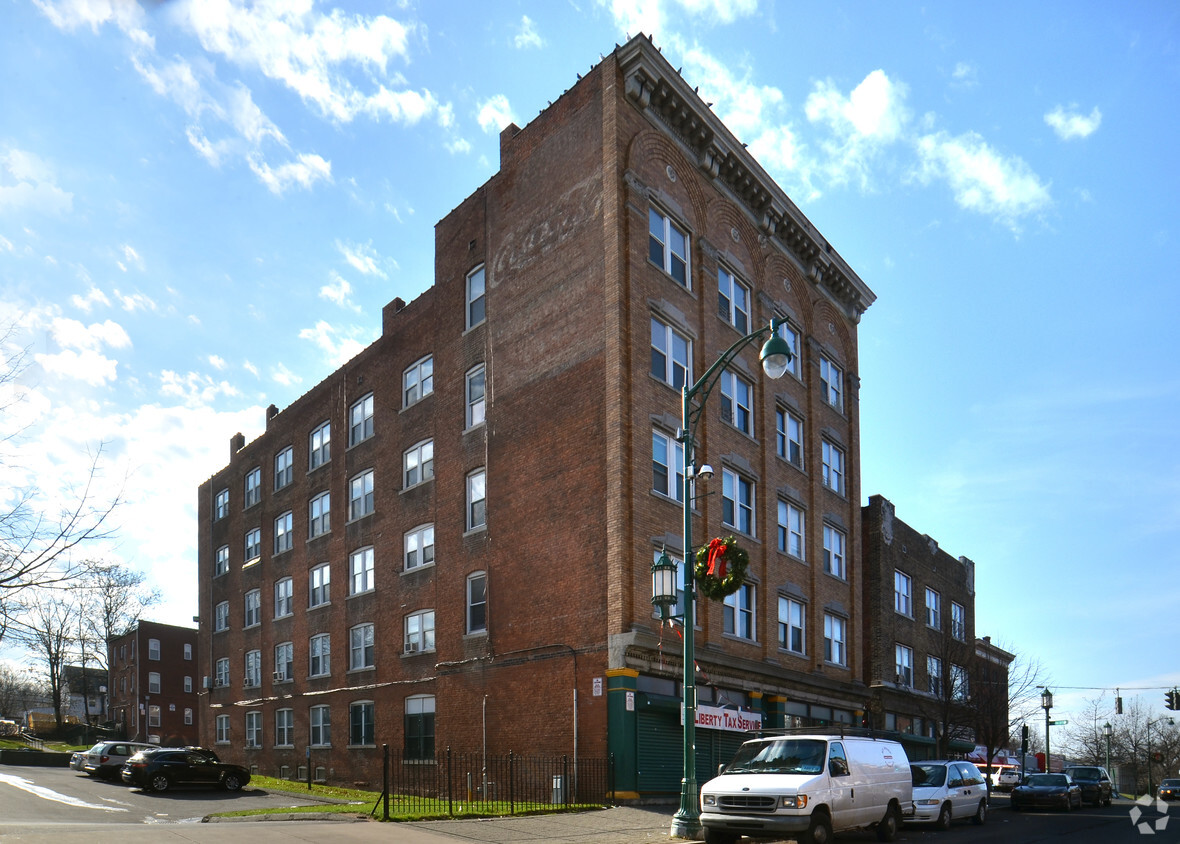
xmin=1066 ymin=768 xmax=1099 ymax=780
xmin=1161 ymin=779 xmax=1180 ymax=788
xmin=1027 ymin=774 xmax=1068 ymax=787
xmin=723 ymin=739 xmax=826 ymax=775
xmin=911 ymin=764 xmax=948 ymax=788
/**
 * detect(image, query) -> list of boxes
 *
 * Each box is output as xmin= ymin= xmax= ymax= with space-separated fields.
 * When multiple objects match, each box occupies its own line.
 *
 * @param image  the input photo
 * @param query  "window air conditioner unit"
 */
xmin=214 ymin=679 xmax=227 ymax=688
xmin=404 ymin=642 xmax=418 ymax=654
xmin=202 ymin=676 xmax=211 ymax=689
xmin=273 ymin=671 xmax=286 ymax=682
xmin=244 ymin=676 xmax=254 ymax=687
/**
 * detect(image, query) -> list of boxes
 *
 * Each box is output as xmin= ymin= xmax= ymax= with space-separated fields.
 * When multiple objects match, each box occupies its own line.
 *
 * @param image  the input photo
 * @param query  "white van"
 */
xmin=699 ymin=733 xmax=912 ymax=844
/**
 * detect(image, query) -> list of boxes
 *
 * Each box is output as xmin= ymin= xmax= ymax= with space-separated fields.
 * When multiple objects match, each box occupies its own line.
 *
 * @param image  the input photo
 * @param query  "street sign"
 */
xmin=1049 ymin=719 xmax=1069 ymax=725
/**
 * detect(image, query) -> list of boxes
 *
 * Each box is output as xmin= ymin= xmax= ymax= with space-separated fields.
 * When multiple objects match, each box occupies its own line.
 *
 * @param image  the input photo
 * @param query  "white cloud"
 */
xmin=298 ymin=320 xmax=366 ymax=368
xmin=50 ymin=316 xmax=131 ymax=352
xmin=951 ymin=62 xmax=978 ymax=87
xmin=243 ymin=360 xmax=259 ymax=378
xmin=271 ymin=362 xmax=302 ymax=387
xmin=116 ymin=244 xmax=144 ymax=273
xmin=515 ymin=15 xmax=544 ymax=49
xmin=208 ymin=355 xmax=227 ymax=370
xmin=1045 ymin=105 xmax=1102 ymax=140
xmin=33 ymin=0 xmax=151 ymax=44
xmin=158 ymin=369 xmax=240 ymax=405
xmin=914 ymin=130 xmax=1052 ymax=231
xmin=319 ymin=272 xmax=353 ymax=308
xmin=336 ymin=240 xmax=386 ymax=278
xmin=114 ymin=290 xmax=157 ymax=312
xmin=477 ymin=95 xmax=516 ymax=134
xmin=35 ymin=348 xmax=119 ymax=386
xmin=805 ymin=70 xmax=910 ymax=189
xmin=600 ymin=0 xmax=755 ymax=37
xmin=0 ymin=147 xmax=74 ymax=216
xmin=70 ymin=286 xmax=111 ymax=312
xmin=248 ymin=152 xmax=332 ymax=195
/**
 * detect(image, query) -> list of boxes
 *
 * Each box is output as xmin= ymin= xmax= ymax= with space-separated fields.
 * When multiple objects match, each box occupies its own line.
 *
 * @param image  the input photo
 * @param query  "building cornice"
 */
xmin=616 ymin=35 xmax=876 ymax=321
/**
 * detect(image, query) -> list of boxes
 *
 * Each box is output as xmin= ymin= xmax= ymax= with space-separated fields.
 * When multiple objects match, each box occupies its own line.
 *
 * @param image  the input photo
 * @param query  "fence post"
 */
xmin=383 ymin=743 xmax=389 ymax=821
xmin=509 ymin=750 xmax=515 ymax=815
xmin=609 ymin=753 xmax=615 ymax=807
xmin=563 ymin=755 xmax=569 ymax=806
xmin=446 ymin=746 xmax=453 ymax=817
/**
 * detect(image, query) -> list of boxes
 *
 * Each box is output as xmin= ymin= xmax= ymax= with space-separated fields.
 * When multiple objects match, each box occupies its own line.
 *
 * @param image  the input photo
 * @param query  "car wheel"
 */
xmin=1011 ymin=800 xmax=1021 ymax=811
xmin=972 ymin=798 xmax=987 ymax=825
xmin=935 ymin=803 xmax=953 ymax=830
xmin=150 ymin=773 xmax=170 ymax=793
xmin=1103 ymin=794 xmax=1112 ymax=807
xmin=222 ymin=773 xmax=243 ymax=792
xmin=1063 ymin=795 xmax=1072 ymax=812
xmin=806 ymin=811 xmax=833 ymax=844
xmin=875 ymin=805 xmax=900 ymax=842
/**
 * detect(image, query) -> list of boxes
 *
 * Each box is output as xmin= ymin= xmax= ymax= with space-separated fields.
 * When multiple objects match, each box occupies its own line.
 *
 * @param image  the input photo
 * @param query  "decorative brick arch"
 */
xmin=626 ymin=129 xmax=711 ymax=229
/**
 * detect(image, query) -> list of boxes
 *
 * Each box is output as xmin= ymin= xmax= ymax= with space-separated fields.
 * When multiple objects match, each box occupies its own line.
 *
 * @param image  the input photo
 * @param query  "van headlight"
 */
xmin=916 ymin=798 xmax=941 ymax=806
xmin=702 ymin=795 xmax=717 ymax=807
xmin=781 ymin=795 xmax=808 ymax=809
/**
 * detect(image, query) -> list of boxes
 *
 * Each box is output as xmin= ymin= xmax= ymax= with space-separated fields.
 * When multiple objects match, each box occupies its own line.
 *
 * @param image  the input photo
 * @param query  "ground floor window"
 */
xmin=405 ymin=695 xmax=435 ymax=760
xmin=350 ymin=701 xmax=375 ymax=746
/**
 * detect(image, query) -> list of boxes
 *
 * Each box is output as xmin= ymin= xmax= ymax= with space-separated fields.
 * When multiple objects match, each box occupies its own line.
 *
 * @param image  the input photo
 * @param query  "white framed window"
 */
xmin=821 ymin=440 xmax=845 ymax=495
xmin=214 ymin=488 xmax=229 ymax=520
xmin=245 ymin=527 xmax=261 ymax=563
xmin=274 ymin=577 xmax=293 ymax=618
xmin=403 ymin=441 xmax=434 ymax=488
xmin=894 ymin=571 xmax=912 ymax=617
xmin=778 ymin=596 xmax=805 ymax=654
xmin=820 ymin=356 xmax=843 ymax=411
xmin=774 ymin=321 xmax=800 ymax=378
xmin=148 ymin=671 xmax=161 ymax=694
xmin=951 ymin=663 xmax=969 ymax=700
xmin=467 ymin=265 xmax=486 ymax=329
xmin=309 ymin=420 xmax=331 ymax=469
xmin=214 ymin=601 xmax=229 ymax=632
xmin=148 ymin=638 xmax=161 ymax=660
xmin=403 ymin=356 xmax=434 ymax=407
xmin=350 ymin=701 xmax=375 ymax=746
xmin=350 ymin=623 xmax=375 ymax=670
xmin=648 ymin=207 xmax=689 ymax=287
xmin=308 ymin=491 xmax=330 ymax=538
xmin=275 ymin=708 xmax=294 ymax=747
xmin=244 ymin=649 xmax=261 ymax=687
xmin=244 ymin=467 xmax=261 ymax=508
xmin=466 ymin=364 xmax=486 ymax=428
xmin=349 ymin=546 xmax=375 ymax=594
xmin=184 ymin=643 xmax=192 ymax=660
xmin=404 ymin=695 xmax=435 ymax=760
xmin=215 ymin=713 xmax=230 ymax=743
xmin=245 ymin=711 xmax=262 ymax=748
xmin=824 ymin=613 xmax=847 ymax=666
xmin=776 ymin=408 xmax=803 ymax=468
xmin=349 ymin=393 xmax=374 ymax=445
xmin=275 ymin=446 xmax=293 ymax=490
xmin=310 ymin=704 xmax=331 ymax=747
xmin=926 ymin=588 xmax=941 ymax=629
xmin=404 ymin=526 xmax=434 ymax=571
xmin=309 ymin=633 xmax=330 ymax=677
xmin=215 ymin=657 xmax=229 ymax=687
xmin=717 ymin=267 xmax=750 ymax=333
xmin=895 ymin=644 xmax=914 ymax=687
xmin=823 ymin=524 xmax=846 ymax=579
xmin=274 ymin=510 xmax=293 ymax=554
xmin=184 ymin=707 xmax=193 ymax=725
xmin=652 ymin=430 xmax=684 ymax=501
xmin=350 ymin=469 xmax=375 ymax=519
xmin=720 ymin=370 xmax=753 ymax=435
xmin=274 ymin=641 xmax=293 ymax=681
xmin=244 ymin=589 xmax=261 ymax=628
xmin=721 ymin=468 xmax=754 ymax=535
xmin=467 ymin=468 xmax=486 ymax=530
xmin=927 ymin=655 xmax=943 ymax=695
xmin=214 ymin=545 xmax=229 ymax=577
xmin=467 ymin=571 xmax=487 ymax=634
xmin=404 ymin=610 xmax=435 ymax=654
xmin=309 ymin=563 xmax=330 ymax=608
xmin=723 ymin=582 xmax=755 ymax=640
xmin=951 ymin=602 xmax=966 ymax=641
xmin=650 ymin=316 xmax=691 ymax=390
xmin=777 ymin=500 xmax=805 ymax=559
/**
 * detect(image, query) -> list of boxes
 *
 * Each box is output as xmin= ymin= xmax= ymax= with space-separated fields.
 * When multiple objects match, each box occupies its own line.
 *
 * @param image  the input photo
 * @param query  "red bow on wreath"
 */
xmin=706 ymin=538 xmax=728 ymax=578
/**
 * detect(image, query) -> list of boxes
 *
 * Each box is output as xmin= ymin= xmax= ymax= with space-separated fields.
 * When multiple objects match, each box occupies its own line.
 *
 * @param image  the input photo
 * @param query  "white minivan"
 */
xmin=699 ymin=733 xmax=913 ymax=844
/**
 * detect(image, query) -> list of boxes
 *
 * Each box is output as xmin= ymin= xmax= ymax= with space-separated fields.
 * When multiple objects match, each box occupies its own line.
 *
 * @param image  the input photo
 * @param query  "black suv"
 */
xmin=1061 ymin=765 xmax=1113 ymax=806
xmin=121 ymin=747 xmax=250 ymax=793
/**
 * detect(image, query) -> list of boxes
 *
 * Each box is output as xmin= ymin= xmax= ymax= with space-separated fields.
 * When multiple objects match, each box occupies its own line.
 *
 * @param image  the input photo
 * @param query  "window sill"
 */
xmin=347 ymin=667 xmax=375 ymax=675
xmin=722 ymin=634 xmax=759 ymax=646
xmin=463 ymin=525 xmax=487 ymax=538
xmin=308 ymin=530 xmax=331 ymax=542
xmin=399 ymin=478 xmax=434 ymax=495
xmin=346 ymin=512 xmax=375 ymax=525
xmin=401 ymin=562 xmax=435 ymax=576
xmin=401 ymin=649 xmax=436 ymax=659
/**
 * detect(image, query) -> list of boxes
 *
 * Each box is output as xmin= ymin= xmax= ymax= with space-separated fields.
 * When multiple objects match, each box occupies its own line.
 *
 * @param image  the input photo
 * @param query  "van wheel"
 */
xmin=972 ymin=798 xmax=987 ymax=825
xmin=875 ymin=805 xmax=900 ymax=842
xmin=704 ymin=830 xmax=736 ymax=844
xmin=806 ymin=811 xmax=833 ymax=844
xmin=935 ymin=803 xmax=953 ymax=830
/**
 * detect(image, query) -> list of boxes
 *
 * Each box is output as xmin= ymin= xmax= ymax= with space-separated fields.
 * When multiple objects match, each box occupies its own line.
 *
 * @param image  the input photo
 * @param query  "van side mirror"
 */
xmin=829 ymin=758 xmax=849 ymax=777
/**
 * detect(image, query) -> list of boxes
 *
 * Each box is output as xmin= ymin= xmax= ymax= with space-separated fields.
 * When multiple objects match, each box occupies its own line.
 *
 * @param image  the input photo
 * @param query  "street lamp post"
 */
xmin=1146 ymin=717 xmax=1174 ymax=796
xmin=1104 ymin=722 xmax=1113 ymax=791
xmin=652 ymin=319 xmax=792 ymax=840
xmin=1041 ymin=688 xmax=1053 ymax=773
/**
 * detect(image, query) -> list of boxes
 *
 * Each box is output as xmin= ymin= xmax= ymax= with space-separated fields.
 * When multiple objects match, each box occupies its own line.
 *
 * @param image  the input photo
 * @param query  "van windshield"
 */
xmin=723 ymin=739 xmax=826 ymax=775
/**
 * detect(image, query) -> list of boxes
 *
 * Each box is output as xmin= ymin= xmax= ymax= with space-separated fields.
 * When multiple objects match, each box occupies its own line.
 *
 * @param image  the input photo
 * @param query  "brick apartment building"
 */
xmin=196 ymin=34 xmax=878 ymax=795
xmin=107 ymin=620 xmax=199 ymax=745
xmin=861 ymin=495 xmax=1011 ymax=761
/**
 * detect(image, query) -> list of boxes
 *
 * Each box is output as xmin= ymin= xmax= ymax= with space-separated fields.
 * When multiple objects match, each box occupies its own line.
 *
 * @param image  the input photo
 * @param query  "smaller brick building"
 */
xmin=107 ymin=620 xmax=199 ymax=746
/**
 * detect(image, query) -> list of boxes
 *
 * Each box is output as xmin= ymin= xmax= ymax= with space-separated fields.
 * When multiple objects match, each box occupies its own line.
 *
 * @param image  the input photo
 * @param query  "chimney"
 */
xmin=230 ymin=432 xmax=245 ymax=457
xmin=266 ymin=404 xmax=279 ymax=427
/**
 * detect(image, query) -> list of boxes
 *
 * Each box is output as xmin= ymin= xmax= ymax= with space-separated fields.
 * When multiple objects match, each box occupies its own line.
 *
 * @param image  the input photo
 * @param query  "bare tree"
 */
xmin=9 ymin=592 xmax=81 ymax=731
xmin=911 ymin=629 xmax=975 ymax=758
xmin=0 ymin=662 xmax=42 ymax=720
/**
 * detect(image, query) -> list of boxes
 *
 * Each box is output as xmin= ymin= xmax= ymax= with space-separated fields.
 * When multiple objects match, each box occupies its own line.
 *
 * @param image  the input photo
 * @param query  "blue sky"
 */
xmin=2 ymin=0 xmax=1178 ymax=732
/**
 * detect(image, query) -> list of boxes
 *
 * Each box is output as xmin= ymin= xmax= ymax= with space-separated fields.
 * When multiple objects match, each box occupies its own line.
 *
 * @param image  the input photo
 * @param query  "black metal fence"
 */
xmin=373 ymin=747 xmax=615 ymax=819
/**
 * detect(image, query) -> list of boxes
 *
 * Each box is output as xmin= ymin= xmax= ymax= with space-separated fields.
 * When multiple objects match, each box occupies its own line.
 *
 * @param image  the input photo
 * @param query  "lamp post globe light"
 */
xmin=651 ymin=319 xmax=791 ymax=840
xmin=1041 ymin=688 xmax=1053 ymax=773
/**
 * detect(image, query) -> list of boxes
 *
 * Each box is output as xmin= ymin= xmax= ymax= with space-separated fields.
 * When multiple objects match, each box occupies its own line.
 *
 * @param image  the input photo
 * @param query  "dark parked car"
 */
xmin=1159 ymin=778 xmax=1180 ymax=801
xmin=1010 ymin=773 xmax=1082 ymax=811
xmin=1062 ymin=765 xmax=1113 ymax=806
xmin=120 ymin=747 xmax=250 ymax=793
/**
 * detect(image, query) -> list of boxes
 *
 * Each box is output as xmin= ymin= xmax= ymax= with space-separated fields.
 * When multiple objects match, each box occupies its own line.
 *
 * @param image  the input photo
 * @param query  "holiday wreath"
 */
xmin=694 ymin=536 xmax=749 ymax=601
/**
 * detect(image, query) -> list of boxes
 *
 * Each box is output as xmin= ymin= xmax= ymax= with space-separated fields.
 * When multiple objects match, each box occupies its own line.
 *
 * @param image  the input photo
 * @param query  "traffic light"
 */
xmin=1021 ymin=724 xmax=1029 ymax=754
xmin=1116 ymin=696 xmax=1124 ymax=715
xmin=1167 ymin=689 xmax=1180 ymax=711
